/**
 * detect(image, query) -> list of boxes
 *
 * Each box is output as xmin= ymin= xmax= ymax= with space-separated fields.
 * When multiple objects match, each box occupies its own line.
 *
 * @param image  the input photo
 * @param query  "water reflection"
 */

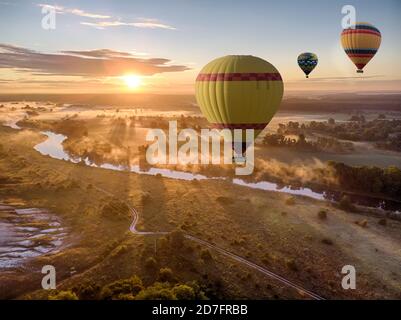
xmin=33 ymin=131 xmax=328 ymax=202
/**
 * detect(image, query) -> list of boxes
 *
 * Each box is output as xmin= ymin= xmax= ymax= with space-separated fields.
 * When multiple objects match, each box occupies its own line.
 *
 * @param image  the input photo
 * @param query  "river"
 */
xmin=33 ymin=131 xmax=401 ymax=213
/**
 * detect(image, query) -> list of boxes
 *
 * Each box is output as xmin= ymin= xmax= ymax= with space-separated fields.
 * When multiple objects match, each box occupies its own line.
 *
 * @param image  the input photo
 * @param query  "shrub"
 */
xmin=73 ymin=282 xmax=100 ymax=300
xmin=339 ymin=195 xmax=356 ymax=212
xmin=100 ymin=276 xmax=143 ymax=300
xmin=172 ymin=285 xmax=196 ymax=300
xmin=48 ymin=290 xmax=78 ymax=300
xmin=169 ymin=229 xmax=185 ymax=248
xmin=141 ymin=191 xmax=151 ymax=203
xmin=135 ymin=282 xmax=176 ymax=300
xmin=286 ymin=259 xmax=298 ymax=271
xmin=158 ymin=268 xmax=175 ymax=283
xmin=378 ymin=218 xmax=387 ymax=226
xmin=200 ymin=249 xmax=213 ymax=261
xmin=359 ymin=220 xmax=368 ymax=228
xmin=145 ymin=257 xmax=158 ymax=271
xmin=321 ymin=238 xmax=334 ymax=245
xmin=317 ymin=210 xmax=327 ymax=220
xmin=285 ymin=197 xmax=295 ymax=205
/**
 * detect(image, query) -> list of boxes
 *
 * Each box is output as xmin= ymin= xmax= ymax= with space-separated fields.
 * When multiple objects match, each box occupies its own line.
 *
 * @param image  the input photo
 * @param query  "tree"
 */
xmin=158 ymin=268 xmax=175 ymax=282
xmin=339 ymin=195 xmax=356 ymax=212
xmin=100 ymin=276 xmax=143 ymax=300
xmin=169 ymin=229 xmax=185 ymax=248
xmin=172 ymin=285 xmax=196 ymax=300
xmin=48 ymin=290 xmax=79 ymax=300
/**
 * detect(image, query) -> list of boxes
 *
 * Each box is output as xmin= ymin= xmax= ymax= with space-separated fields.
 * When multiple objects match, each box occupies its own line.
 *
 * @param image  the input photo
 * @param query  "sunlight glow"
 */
xmin=122 ymin=74 xmax=142 ymax=89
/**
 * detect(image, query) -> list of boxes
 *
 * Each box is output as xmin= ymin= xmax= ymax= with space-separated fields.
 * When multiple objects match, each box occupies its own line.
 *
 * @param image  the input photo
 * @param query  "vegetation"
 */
xmin=276 ymin=118 xmax=401 ymax=151
xmin=263 ymin=132 xmax=353 ymax=153
xmin=48 ymin=290 xmax=79 ymax=300
xmin=317 ymin=210 xmax=328 ymax=220
xmin=329 ymin=162 xmax=401 ymax=199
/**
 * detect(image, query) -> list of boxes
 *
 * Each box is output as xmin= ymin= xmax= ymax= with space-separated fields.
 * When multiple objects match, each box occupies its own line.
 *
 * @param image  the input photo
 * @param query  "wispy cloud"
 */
xmin=0 ymin=44 xmax=189 ymax=77
xmin=81 ymin=18 xmax=176 ymax=30
xmin=38 ymin=3 xmax=111 ymax=19
xmin=37 ymin=4 xmax=176 ymax=30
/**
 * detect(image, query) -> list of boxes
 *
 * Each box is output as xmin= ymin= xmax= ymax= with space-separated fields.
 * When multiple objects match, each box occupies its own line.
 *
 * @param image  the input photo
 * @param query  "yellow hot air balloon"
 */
xmin=341 ymin=22 xmax=381 ymax=73
xmin=195 ymin=55 xmax=283 ymax=156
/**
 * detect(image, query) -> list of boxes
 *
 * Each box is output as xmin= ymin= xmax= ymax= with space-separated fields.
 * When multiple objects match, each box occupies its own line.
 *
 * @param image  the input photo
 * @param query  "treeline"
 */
xmin=328 ymin=161 xmax=401 ymax=198
xmin=48 ymin=274 xmax=207 ymax=300
xmin=275 ymin=117 xmax=401 ymax=152
xmin=263 ymin=133 xmax=353 ymax=153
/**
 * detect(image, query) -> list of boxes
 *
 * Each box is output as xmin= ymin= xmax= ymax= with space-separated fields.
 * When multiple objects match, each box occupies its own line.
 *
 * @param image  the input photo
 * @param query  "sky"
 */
xmin=0 ymin=0 xmax=400 ymax=94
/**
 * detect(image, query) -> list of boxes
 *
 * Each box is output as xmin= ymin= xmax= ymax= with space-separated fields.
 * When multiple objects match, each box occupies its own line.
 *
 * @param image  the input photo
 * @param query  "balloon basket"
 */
xmin=357 ymin=69 xmax=364 ymax=73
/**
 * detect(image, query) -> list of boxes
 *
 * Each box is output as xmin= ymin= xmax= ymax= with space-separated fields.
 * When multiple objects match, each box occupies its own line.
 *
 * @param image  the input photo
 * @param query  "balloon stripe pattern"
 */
xmin=195 ymin=55 xmax=283 ymax=146
xmin=297 ymin=52 xmax=318 ymax=78
xmin=196 ymin=73 xmax=282 ymax=81
xmin=341 ymin=22 xmax=381 ymax=73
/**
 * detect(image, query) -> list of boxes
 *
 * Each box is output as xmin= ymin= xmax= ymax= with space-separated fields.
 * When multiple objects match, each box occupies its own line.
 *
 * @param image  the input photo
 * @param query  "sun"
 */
xmin=122 ymin=74 xmax=142 ymax=89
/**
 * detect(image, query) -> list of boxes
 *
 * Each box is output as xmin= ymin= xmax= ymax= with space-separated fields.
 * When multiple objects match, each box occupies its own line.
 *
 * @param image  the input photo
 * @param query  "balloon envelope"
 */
xmin=297 ymin=52 xmax=318 ymax=78
xmin=341 ymin=22 xmax=381 ymax=73
xmin=195 ymin=55 xmax=283 ymax=153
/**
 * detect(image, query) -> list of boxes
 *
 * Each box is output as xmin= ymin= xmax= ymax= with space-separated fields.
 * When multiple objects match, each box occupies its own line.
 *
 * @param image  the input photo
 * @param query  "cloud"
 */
xmin=38 ymin=3 xmax=110 ymax=19
xmin=0 ymin=44 xmax=190 ymax=77
xmin=37 ymin=4 xmax=176 ymax=30
xmin=80 ymin=19 xmax=176 ymax=30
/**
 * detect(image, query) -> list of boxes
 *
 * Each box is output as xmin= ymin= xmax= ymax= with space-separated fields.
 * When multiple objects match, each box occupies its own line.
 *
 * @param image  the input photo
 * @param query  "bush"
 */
xmin=321 ymin=238 xmax=334 ymax=245
xmin=100 ymin=276 xmax=143 ymax=300
xmin=169 ymin=229 xmax=185 ymax=248
xmin=135 ymin=282 xmax=176 ymax=300
xmin=158 ymin=268 xmax=175 ymax=283
xmin=378 ymin=218 xmax=387 ymax=226
xmin=317 ymin=210 xmax=327 ymax=220
xmin=145 ymin=257 xmax=158 ymax=271
xmin=286 ymin=259 xmax=298 ymax=271
xmin=200 ymin=249 xmax=213 ymax=261
xmin=285 ymin=197 xmax=295 ymax=205
xmin=357 ymin=220 xmax=368 ymax=228
xmin=48 ymin=290 xmax=78 ymax=300
xmin=339 ymin=195 xmax=356 ymax=212
xmin=172 ymin=285 xmax=196 ymax=300
xmin=73 ymin=282 xmax=100 ymax=300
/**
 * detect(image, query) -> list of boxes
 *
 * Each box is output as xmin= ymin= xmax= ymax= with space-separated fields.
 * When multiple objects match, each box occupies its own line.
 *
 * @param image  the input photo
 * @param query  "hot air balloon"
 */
xmin=341 ymin=22 xmax=381 ymax=73
xmin=297 ymin=52 xmax=318 ymax=78
xmin=195 ymin=55 xmax=283 ymax=158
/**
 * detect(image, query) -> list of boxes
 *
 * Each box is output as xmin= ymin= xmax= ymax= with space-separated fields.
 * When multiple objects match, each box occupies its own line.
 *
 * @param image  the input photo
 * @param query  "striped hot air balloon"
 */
xmin=341 ymin=22 xmax=381 ymax=73
xmin=195 ymin=55 xmax=283 ymax=155
xmin=297 ymin=52 xmax=318 ymax=78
